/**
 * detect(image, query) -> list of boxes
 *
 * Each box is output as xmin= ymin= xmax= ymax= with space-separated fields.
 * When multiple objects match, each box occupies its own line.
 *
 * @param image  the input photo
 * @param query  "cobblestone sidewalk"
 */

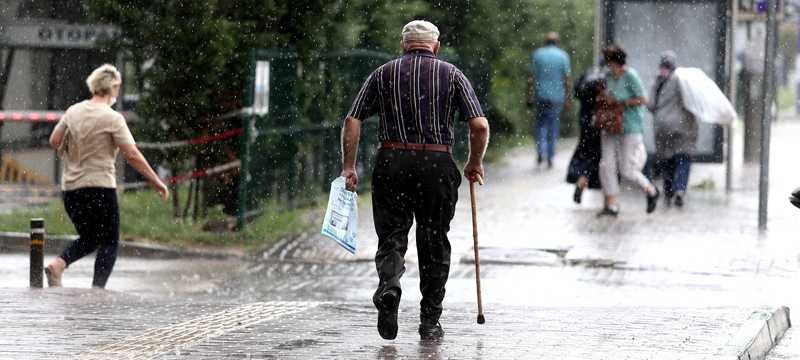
xmin=1 ymin=121 xmax=798 ymax=359
xmin=0 ymin=288 xmax=769 ymax=360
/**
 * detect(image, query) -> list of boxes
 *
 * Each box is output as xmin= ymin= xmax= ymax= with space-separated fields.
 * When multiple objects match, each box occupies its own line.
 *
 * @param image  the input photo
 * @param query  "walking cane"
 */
xmin=470 ymin=175 xmax=485 ymax=324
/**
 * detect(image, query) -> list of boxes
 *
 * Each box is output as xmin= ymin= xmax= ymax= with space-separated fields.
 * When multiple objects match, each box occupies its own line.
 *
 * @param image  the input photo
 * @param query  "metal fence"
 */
xmin=236 ymin=49 xmax=394 ymax=227
xmin=0 ymin=48 xmax=472 ymax=228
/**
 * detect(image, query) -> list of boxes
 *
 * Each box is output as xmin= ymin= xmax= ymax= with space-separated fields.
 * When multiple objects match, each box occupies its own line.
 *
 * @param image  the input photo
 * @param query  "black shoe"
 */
xmin=537 ymin=154 xmax=543 ymax=165
xmin=573 ymin=186 xmax=583 ymax=204
xmin=646 ymin=188 xmax=660 ymax=214
xmin=374 ymin=289 xmax=399 ymax=340
xmin=791 ymin=188 xmax=800 ymax=209
xmin=674 ymin=195 xmax=684 ymax=208
xmin=547 ymin=159 xmax=553 ymax=169
xmin=596 ymin=207 xmax=619 ymax=218
xmin=664 ymin=195 xmax=672 ymax=207
xmin=419 ymin=321 xmax=444 ymax=341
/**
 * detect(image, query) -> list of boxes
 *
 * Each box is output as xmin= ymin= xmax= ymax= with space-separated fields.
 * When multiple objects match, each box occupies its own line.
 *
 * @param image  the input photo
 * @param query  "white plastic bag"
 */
xmin=674 ymin=67 xmax=737 ymax=125
xmin=320 ymin=177 xmax=358 ymax=254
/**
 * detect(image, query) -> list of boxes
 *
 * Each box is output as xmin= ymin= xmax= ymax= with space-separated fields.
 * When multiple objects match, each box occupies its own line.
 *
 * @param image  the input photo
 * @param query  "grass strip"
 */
xmin=0 ymin=189 xmax=316 ymax=253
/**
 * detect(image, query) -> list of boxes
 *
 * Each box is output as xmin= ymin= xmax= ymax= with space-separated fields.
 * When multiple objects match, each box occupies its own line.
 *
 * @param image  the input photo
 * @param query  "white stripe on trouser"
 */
xmin=599 ymin=132 xmax=653 ymax=196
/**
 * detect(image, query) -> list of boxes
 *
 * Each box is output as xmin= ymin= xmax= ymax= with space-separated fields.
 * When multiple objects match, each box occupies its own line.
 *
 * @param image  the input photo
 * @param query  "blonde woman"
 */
xmin=45 ymin=64 xmax=169 ymax=288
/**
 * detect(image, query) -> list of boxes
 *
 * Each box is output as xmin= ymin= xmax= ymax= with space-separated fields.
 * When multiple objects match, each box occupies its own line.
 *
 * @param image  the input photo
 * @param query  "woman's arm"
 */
xmin=624 ymin=97 xmax=647 ymax=107
xmin=49 ymin=124 xmax=66 ymax=150
xmin=118 ymin=143 xmax=169 ymax=200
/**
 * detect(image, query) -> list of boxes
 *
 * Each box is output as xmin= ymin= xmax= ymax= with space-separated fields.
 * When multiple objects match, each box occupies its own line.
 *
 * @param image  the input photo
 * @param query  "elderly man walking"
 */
xmin=529 ymin=32 xmax=571 ymax=168
xmin=340 ymin=20 xmax=490 ymax=341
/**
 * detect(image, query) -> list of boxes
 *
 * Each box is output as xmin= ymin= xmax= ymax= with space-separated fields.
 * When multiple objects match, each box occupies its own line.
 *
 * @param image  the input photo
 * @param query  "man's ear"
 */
xmin=433 ymin=41 xmax=441 ymax=55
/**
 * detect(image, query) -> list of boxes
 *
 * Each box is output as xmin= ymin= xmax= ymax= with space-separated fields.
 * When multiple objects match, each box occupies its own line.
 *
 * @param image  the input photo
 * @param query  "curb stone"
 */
xmin=717 ymin=306 xmax=791 ymax=360
xmin=460 ymin=246 xmax=565 ymax=266
xmin=0 ymin=231 xmax=242 ymax=259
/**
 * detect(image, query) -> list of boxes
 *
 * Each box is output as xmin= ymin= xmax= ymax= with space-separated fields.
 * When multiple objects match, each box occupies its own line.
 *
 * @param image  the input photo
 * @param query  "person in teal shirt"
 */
xmin=597 ymin=45 xmax=659 ymax=217
xmin=529 ymin=32 xmax=570 ymax=168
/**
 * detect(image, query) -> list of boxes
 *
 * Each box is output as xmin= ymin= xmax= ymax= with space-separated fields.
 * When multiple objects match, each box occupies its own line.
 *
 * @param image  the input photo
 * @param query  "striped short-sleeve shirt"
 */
xmin=346 ymin=49 xmax=485 ymax=146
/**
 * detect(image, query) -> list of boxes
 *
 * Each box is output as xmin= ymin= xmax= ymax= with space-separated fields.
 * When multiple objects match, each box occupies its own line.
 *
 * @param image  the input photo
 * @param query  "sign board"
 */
xmin=0 ymin=23 xmax=119 ymax=49
xmin=252 ymin=60 xmax=270 ymax=115
xmin=749 ymin=0 xmax=780 ymax=13
xmin=737 ymin=0 xmax=785 ymax=22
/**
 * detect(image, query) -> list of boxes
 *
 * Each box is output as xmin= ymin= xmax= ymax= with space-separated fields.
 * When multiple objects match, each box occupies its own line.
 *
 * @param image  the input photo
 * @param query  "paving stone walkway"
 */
xmin=1 ymin=120 xmax=799 ymax=359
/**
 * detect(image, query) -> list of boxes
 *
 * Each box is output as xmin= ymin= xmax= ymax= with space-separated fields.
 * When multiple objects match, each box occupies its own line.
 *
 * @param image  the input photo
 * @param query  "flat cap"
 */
xmin=659 ymin=50 xmax=677 ymax=69
xmin=402 ymin=20 xmax=440 ymax=42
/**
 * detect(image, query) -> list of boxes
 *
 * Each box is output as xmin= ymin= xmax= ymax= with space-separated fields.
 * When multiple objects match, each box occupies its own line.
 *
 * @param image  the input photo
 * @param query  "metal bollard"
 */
xmin=30 ymin=218 xmax=44 ymax=288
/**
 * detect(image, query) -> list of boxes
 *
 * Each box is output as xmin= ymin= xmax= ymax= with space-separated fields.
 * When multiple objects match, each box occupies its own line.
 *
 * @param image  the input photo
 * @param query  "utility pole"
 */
xmin=758 ymin=0 xmax=779 ymax=230
xmin=726 ymin=0 xmax=738 ymax=193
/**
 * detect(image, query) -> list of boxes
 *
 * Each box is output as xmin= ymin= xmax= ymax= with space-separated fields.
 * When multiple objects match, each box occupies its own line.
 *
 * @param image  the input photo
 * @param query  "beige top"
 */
xmin=54 ymin=100 xmax=135 ymax=191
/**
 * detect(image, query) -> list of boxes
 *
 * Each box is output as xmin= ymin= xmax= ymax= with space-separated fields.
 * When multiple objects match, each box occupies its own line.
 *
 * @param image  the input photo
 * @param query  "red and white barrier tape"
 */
xmin=0 ymin=108 xmax=243 ymax=124
xmin=0 ymin=111 xmax=61 ymax=122
xmin=0 ymin=111 xmax=138 ymax=123
xmin=137 ymin=128 xmax=243 ymax=150
xmin=121 ymin=160 xmax=241 ymax=190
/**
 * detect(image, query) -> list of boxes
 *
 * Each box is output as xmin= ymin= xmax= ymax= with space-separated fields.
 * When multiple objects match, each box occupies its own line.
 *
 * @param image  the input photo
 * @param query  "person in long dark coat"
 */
xmin=567 ymin=67 xmax=604 ymax=204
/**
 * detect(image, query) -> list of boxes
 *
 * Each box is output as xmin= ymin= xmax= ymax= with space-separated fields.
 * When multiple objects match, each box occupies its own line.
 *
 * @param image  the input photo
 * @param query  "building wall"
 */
xmin=2 ymin=0 xmax=34 ymax=142
xmin=1 ymin=0 xmax=114 ymax=184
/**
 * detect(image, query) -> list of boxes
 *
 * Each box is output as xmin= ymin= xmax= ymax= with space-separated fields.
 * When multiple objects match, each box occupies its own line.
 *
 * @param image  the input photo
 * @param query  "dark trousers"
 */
xmin=371 ymin=149 xmax=461 ymax=323
xmin=60 ymin=187 xmax=120 ymax=288
xmin=663 ymin=153 xmax=692 ymax=198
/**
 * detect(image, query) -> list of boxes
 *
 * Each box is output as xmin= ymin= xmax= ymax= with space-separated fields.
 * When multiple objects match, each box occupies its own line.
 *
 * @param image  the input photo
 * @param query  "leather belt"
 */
xmin=380 ymin=141 xmax=451 ymax=153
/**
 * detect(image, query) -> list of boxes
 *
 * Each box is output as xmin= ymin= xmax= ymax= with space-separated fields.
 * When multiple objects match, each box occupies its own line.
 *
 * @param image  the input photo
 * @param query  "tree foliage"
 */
xmin=88 ymin=0 xmax=236 ymax=171
xmin=85 ymin=0 xmax=596 ymax=219
xmin=88 ymin=0 xmax=596 ymax=138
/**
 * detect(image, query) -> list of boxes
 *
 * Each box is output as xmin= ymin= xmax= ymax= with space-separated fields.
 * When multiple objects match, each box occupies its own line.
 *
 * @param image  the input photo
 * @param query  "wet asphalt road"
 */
xmin=1 ymin=120 xmax=799 ymax=359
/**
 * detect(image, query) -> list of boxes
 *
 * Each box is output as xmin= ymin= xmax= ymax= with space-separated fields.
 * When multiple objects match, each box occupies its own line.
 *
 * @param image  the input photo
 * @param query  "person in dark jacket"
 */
xmin=791 ymin=188 xmax=800 ymax=209
xmin=567 ymin=66 xmax=605 ymax=203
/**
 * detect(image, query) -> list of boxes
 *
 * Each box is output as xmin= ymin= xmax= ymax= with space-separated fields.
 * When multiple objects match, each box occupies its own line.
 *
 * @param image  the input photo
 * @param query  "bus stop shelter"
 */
xmin=594 ymin=0 xmax=782 ymax=228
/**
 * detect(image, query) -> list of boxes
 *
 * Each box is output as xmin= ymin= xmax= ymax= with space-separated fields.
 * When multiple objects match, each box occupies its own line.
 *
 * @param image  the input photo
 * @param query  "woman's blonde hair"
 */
xmin=86 ymin=64 xmax=121 ymax=96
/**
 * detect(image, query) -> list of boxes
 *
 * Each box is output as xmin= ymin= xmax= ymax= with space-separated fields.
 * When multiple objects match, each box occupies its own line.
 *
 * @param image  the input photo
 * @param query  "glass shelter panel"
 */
xmin=608 ymin=0 xmax=727 ymax=162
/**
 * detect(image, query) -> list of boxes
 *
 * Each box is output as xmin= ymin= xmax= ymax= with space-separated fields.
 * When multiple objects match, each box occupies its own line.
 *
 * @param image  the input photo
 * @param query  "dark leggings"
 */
xmin=60 ymin=187 xmax=120 ymax=288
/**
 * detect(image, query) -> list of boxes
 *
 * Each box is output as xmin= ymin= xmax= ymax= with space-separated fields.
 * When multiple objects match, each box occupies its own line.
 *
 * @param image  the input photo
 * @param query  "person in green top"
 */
xmin=597 ymin=45 xmax=660 ymax=217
